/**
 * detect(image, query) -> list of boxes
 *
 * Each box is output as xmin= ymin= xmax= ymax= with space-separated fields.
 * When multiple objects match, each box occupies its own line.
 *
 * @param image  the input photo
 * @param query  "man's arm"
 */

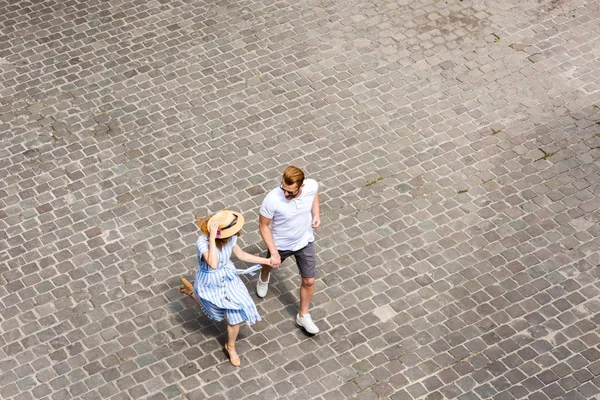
xmin=311 ymin=192 xmax=320 ymax=228
xmin=259 ymin=214 xmax=281 ymax=267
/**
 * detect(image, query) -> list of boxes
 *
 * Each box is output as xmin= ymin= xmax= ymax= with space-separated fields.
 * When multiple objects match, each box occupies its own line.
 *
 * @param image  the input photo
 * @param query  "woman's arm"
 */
xmin=202 ymin=219 xmax=221 ymax=269
xmin=232 ymin=244 xmax=272 ymax=266
xmin=202 ymin=245 xmax=218 ymax=270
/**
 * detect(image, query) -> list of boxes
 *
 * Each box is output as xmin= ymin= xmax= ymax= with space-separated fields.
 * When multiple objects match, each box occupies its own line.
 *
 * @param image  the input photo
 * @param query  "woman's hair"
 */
xmin=197 ymin=215 xmax=242 ymax=250
xmin=282 ymin=165 xmax=305 ymax=186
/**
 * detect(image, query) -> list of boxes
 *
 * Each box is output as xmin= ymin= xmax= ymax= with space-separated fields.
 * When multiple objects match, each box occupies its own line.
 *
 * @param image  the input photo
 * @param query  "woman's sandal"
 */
xmin=179 ymin=278 xmax=194 ymax=297
xmin=223 ymin=343 xmax=241 ymax=367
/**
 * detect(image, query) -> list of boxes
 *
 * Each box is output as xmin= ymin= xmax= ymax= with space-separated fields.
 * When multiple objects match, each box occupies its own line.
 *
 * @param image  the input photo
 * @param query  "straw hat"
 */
xmin=207 ymin=210 xmax=245 ymax=239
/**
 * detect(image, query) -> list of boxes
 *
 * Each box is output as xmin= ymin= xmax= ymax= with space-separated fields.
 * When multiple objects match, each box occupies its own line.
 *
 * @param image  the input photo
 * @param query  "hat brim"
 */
xmin=208 ymin=212 xmax=245 ymax=239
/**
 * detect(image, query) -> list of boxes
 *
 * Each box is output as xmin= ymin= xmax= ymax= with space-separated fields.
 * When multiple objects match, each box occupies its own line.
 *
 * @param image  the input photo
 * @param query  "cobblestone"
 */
xmin=1 ymin=0 xmax=600 ymax=399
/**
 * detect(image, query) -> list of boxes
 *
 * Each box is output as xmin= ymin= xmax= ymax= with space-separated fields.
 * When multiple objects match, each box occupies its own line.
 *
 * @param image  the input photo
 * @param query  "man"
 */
xmin=257 ymin=166 xmax=321 ymax=334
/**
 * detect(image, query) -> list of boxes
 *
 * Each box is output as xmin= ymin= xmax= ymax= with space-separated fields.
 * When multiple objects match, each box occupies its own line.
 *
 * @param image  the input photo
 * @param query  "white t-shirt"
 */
xmin=259 ymin=178 xmax=319 ymax=251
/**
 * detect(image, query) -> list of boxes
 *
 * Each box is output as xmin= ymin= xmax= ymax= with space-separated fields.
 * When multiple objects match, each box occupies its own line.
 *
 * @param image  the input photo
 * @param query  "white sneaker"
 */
xmin=256 ymin=274 xmax=269 ymax=298
xmin=296 ymin=313 xmax=319 ymax=334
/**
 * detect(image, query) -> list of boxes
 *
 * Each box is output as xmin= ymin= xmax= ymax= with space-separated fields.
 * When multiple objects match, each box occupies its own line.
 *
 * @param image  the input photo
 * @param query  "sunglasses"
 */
xmin=280 ymin=184 xmax=300 ymax=196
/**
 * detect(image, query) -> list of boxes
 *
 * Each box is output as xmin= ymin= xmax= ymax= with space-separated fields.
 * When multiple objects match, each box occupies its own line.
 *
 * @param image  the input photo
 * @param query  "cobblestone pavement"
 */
xmin=1 ymin=0 xmax=600 ymax=399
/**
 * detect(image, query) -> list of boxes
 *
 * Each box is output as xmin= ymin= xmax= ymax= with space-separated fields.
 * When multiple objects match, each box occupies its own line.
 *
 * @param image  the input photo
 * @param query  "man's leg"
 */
xmin=294 ymin=242 xmax=319 ymax=334
xmin=296 ymin=242 xmax=317 ymax=315
xmin=258 ymin=250 xmax=291 ymax=298
xmin=256 ymin=263 xmax=271 ymax=298
xmin=256 ymin=247 xmax=273 ymax=298
xmin=260 ymin=264 xmax=272 ymax=283
xmin=299 ymin=276 xmax=315 ymax=316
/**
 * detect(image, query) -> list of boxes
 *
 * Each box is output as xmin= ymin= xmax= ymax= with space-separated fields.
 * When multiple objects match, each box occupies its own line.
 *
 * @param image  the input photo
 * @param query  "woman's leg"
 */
xmin=192 ymin=295 xmax=201 ymax=309
xmin=180 ymin=278 xmax=204 ymax=309
xmin=180 ymin=278 xmax=196 ymax=299
xmin=226 ymin=323 xmax=240 ymax=349
xmin=225 ymin=323 xmax=241 ymax=366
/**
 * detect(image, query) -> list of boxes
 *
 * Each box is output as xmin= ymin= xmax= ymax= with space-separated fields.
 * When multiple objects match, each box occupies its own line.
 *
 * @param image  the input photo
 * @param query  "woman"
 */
xmin=180 ymin=209 xmax=272 ymax=367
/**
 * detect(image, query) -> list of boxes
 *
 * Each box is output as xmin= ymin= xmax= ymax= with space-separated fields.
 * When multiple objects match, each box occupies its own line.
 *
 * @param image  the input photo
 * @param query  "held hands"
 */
xmin=269 ymin=253 xmax=281 ymax=268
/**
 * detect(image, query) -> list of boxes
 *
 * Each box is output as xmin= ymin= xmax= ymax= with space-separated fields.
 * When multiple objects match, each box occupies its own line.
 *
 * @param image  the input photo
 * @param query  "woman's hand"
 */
xmin=208 ymin=218 xmax=221 ymax=240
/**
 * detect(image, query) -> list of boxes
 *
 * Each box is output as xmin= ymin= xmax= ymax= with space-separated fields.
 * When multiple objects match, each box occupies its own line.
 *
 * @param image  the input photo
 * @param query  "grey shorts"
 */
xmin=267 ymin=242 xmax=316 ymax=278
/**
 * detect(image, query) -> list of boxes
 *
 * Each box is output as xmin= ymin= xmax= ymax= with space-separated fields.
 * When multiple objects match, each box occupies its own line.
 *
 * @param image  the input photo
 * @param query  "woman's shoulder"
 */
xmin=196 ymin=235 xmax=209 ymax=248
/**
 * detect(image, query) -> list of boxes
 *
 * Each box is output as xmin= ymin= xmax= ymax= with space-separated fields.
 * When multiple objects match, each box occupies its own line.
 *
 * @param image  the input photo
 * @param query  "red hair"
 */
xmin=282 ymin=166 xmax=304 ymax=186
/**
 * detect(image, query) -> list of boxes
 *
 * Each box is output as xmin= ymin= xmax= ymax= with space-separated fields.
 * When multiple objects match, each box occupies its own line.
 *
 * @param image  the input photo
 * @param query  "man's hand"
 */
xmin=312 ymin=214 xmax=320 ymax=229
xmin=270 ymin=252 xmax=281 ymax=268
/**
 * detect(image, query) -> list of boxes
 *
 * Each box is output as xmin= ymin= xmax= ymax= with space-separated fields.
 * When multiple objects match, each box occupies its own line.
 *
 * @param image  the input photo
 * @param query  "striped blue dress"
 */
xmin=193 ymin=235 xmax=261 ymax=326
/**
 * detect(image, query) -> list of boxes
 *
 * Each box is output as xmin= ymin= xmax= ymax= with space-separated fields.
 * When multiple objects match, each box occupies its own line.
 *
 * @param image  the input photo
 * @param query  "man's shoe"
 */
xmin=296 ymin=313 xmax=319 ymax=334
xmin=256 ymin=274 xmax=269 ymax=298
